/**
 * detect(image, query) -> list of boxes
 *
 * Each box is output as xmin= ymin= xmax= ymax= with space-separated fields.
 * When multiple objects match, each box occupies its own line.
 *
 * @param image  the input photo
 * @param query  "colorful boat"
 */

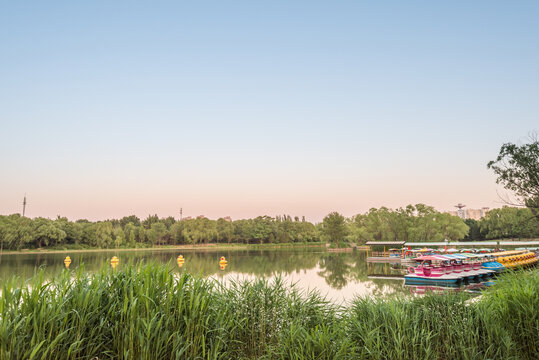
xmin=481 ymin=261 xmax=505 ymax=272
xmin=405 ymin=254 xmax=496 ymax=286
xmin=490 ymin=250 xmax=538 ymax=269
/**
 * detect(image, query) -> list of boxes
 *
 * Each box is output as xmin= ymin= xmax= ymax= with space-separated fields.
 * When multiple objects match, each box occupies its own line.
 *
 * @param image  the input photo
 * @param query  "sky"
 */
xmin=1 ymin=1 xmax=538 ymax=222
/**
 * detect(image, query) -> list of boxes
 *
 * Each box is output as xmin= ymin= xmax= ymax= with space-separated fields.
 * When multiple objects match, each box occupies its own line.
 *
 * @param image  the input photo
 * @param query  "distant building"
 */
xmin=196 ymin=215 xmax=206 ymax=219
xmin=223 ymin=216 xmax=232 ymax=222
xmin=447 ymin=207 xmax=490 ymax=220
xmin=183 ymin=216 xmax=192 ymax=221
xmin=468 ymin=207 xmax=490 ymax=220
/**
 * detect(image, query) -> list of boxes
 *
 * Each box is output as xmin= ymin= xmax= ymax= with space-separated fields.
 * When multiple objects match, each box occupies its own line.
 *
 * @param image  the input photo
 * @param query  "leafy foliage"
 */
xmin=479 ymin=206 xmax=539 ymax=239
xmin=488 ymin=136 xmax=539 ymax=212
xmin=3 ymin=203 xmax=536 ymax=251
xmin=347 ymin=204 xmax=469 ymax=244
xmin=321 ymin=212 xmax=348 ymax=245
xmin=0 ymin=263 xmax=537 ymax=359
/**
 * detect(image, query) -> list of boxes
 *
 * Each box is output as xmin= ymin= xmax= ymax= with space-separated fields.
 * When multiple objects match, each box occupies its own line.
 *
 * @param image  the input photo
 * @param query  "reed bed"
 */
xmin=0 ymin=263 xmax=537 ymax=359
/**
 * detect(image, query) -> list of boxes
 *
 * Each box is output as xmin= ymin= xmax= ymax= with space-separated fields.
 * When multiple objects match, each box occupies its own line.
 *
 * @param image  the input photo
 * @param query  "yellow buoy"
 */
xmin=219 ymin=256 xmax=228 ymax=270
xmin=64 ymin=256 xmax=71 ymax=269
xmin=111 ymin=256 xmax=119 ymax=269
xmin=177 ymin=255 xmax=185 ymax=268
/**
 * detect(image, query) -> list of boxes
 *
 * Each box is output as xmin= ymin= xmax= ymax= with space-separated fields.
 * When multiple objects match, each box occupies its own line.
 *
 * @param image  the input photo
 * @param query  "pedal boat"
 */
xmin=405 ymin=256 xmax=463 ymax=286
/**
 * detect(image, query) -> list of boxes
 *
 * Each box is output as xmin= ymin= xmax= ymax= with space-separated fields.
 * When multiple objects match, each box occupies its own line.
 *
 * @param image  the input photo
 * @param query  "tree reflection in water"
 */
xmin=0 ymin=248 xmax=411 ymax=298
xmin=317 ymin=252 xmax=409 ymax=297
xmin=317 ymin=254 xmax=353 ymax=289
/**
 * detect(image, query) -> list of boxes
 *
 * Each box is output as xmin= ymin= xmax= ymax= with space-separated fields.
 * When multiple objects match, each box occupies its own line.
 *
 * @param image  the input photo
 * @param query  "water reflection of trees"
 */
xmin=0 ymin=249 xmax=323 ymax=283
xmin=183 ymin=250 xmax=321 ymax=277
xmin=0 ymin=250 xmax=408 ymax=296
xmin=316 ymin=252 xmax=407 ymax=296
xmin=317 ymin=254 xmax=352 ymax=289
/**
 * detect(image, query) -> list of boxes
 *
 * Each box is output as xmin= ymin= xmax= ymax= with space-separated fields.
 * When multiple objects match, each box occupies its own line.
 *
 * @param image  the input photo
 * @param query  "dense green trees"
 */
xmin=464 ymin=219 xmax=483 ymax=241
xmin=479 ymin=206 xmax=539 ymax=240
xmin=486 ymin=136 xmax=539 ymax=238
xmin=1 ymin=204 xmax=536 ymax=251
xmin=347 ymin=204 xmax=469 ymax=244
xmin=488 ymin=135 xmax=539 ymax=214
xmin=0 ymin=214 xmax=324 ymax=250
xmin=321 ymin=212 xmax=348 ymax=246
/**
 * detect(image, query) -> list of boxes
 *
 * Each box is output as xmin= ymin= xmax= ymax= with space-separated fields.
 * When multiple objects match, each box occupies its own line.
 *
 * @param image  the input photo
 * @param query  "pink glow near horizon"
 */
xmin=1 ymin=176 xmax=507 ymax=222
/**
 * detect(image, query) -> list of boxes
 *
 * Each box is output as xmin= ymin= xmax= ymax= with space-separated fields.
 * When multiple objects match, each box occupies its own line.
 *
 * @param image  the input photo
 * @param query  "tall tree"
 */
xmin=488 ymin=135 xmax=539 ymax=215
xmin=95 ymin=222 xmax=113 ymax=248
xmin=149 ymin=222 xmax=167 ymax=246
xmin=321 ymin=212 xmax=348 ymax=246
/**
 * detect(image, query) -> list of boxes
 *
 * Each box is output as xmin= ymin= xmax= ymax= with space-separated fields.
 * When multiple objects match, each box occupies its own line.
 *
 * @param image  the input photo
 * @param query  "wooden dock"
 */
xmin=368 ymin=275 xmax=404 ymax=280
xmin=366 ymin=257 xmax=402 ymax=263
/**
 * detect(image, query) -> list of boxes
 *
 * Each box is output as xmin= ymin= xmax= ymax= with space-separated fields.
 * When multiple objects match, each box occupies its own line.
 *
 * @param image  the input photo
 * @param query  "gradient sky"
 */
xmin=1 ymin=1 xmax=538 ymax=222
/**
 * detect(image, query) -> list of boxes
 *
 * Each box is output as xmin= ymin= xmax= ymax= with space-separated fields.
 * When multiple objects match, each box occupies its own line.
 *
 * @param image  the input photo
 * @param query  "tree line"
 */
xmin=464 ymin=206 xmax=539 ymax=240
xmin=1 ymin=204 xmax=537 ymax=251
xmin=0 ymin=214 xmax=319 ymax=251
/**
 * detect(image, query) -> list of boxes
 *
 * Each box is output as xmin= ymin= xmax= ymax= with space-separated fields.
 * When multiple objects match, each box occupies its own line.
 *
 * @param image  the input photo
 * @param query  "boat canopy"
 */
xmin=443 ymin=254 xmax=468 ymax=259
xmin=459 ymin=253 xmax=478 ymax=258
xmin=490 ymin=250 xmax=527 ymax=256
xmin=471 ymin=253 xmax=492 ymax=258
xmin=414 ymin=255 xmax=442 ymax=261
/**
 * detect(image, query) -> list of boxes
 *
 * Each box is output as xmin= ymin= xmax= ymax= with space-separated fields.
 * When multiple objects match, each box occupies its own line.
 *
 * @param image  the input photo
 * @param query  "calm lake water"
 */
xmin=0 ymin=248 xmax=440 ymax=303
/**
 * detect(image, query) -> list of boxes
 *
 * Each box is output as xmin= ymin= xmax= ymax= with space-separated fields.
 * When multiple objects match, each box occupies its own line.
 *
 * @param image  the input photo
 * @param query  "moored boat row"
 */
xmin=405 ymin=250 xmax=537 ymax=286
xmin=490 ymin=250 xmax=538 ymax=269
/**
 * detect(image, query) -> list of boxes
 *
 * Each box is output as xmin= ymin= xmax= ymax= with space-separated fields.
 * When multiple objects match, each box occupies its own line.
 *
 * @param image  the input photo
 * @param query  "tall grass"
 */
xmin=0 ymin=263 xmax=537 ymax=359
xmin=476 ymin=268 xmax=539 ymax=360
xmin=347 ymin=293 xmax=514 ymax=359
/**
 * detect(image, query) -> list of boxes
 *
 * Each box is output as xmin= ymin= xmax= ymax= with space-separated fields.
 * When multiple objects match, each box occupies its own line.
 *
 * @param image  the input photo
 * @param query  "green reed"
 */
xmin=475 ymin=268 xmax=539 ymax=360
xmin=0 ymin=263 xmax=537 ymax=359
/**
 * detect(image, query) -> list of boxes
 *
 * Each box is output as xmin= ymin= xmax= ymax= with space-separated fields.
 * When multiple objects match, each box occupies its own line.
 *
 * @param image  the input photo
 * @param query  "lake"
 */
xmin=0 ymin=248 xmax=426 ymax=303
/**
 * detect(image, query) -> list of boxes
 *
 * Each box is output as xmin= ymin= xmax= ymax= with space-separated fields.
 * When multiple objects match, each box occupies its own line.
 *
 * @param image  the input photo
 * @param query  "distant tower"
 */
xmin=22 ymin=194 xmax=27 ymax=217
xmin=454 ymin=203 xmax=466 ymax=219
xmin=180 ymin=207 xmax=183 ymax=221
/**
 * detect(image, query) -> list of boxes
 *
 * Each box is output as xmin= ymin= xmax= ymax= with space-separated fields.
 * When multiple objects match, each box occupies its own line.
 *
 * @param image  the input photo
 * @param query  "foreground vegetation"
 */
xmin=0 ymin=263 xmax=537 ymax=359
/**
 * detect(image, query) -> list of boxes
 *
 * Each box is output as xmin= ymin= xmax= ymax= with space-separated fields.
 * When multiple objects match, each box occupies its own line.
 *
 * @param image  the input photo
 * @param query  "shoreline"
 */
xmin=0 ymin=242 xmax=328 ymax=255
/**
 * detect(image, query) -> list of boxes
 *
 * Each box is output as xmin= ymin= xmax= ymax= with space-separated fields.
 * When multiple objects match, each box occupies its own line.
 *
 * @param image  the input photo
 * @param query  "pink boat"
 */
xmin=408 ymin=256 xmax=447 ymax=277
xmin=406 ymin=254 xmax=495 ymax=286
xmin=409 ymin=255 xmax=477 ymax=278
xmin=442 ymin=264 xmax=453 ymax=274
xmin=408 ymin=265 xmax=446 ymax=277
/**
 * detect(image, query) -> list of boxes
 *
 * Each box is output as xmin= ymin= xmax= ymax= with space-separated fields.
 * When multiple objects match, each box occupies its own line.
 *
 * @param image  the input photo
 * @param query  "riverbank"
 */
xmin=0 ymin=241 xmax=328 ymax=255
xmin=1 ymin=263 xmax=536 ymax=359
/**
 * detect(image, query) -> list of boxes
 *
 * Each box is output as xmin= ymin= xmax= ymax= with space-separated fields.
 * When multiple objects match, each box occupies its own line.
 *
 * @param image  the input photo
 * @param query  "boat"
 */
xmin=405 ymin=272 xmax=463 ymax=286
xmin=405 ymin=254 xmax=496 ymax=286
xmin=481 ymin=260 xmax=505 ymax=272
xmin=490 ymin=250 xmax=538 ymax=269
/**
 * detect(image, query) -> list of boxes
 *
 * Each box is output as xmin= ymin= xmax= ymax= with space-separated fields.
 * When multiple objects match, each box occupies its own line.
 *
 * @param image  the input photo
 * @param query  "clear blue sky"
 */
xmin=1 ymin=1 xmax=538 ymax=221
